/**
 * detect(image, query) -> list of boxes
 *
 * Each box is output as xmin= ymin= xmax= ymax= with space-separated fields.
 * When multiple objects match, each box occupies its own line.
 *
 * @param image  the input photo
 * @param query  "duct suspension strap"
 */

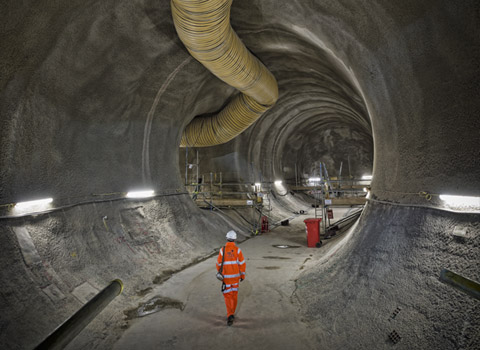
xmin=171 ymin=0 xmax=279 ymax=147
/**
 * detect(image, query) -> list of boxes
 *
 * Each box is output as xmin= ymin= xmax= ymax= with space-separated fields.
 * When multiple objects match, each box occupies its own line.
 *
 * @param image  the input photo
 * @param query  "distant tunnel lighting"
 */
xmin=308 ymin=177 xmax=321 ymax=182
xmin=439 ymin=194 xmax=480 ymax=207
xmin=362 ymin=175 xmax=373 ymax=180
xmin=15 ymin=197 xmax=53 ymax=209
xmin=274 ymin=180 xmax=287 ymax=196
xmin=126 ymin=190 xmax=155 ymax=198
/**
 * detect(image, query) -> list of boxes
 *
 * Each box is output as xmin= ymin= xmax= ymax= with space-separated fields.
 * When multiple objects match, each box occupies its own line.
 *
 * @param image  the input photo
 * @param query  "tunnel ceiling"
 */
xmin=180 ymin=0 xmax=479 ymax=205
xmin=1 ymin=0 xmax=479 ymax=209
xmin=181 ymin=10 xmax=373 ymax=184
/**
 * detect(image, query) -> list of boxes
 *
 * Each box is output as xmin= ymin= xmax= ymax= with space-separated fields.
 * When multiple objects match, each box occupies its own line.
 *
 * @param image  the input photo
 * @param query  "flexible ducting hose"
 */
xmin=171 ymin=0 xmax=278 ymax=147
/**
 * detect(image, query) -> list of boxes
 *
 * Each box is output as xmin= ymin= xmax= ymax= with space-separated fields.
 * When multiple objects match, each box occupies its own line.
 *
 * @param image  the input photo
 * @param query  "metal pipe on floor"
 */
xmin=35 ymin=279 xmax=124 ymax=350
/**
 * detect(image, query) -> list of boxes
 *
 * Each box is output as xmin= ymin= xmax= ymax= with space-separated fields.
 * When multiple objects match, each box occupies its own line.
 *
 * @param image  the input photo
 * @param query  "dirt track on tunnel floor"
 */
xmin=112 ymin=210 xmax=348 ymax=350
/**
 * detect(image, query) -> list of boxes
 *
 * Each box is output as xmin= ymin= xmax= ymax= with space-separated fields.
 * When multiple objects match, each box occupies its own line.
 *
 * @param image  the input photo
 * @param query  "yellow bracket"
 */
xmin=419 ymin=191 xmax=432 ymax=201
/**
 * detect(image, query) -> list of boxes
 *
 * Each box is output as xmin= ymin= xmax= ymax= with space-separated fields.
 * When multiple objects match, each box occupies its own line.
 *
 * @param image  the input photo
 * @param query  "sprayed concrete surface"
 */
xmin=0 ymin=196 xmax=244 ymax=350
xmin=1 ymin=1 xmax=479 ymax=349
xmin=297 ymin=202 xmax=480 ymax=349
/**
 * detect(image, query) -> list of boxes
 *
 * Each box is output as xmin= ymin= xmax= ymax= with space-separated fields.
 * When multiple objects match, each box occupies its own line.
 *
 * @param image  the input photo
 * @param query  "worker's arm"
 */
xmin=216 ymin=248 xmax=223 ymax=272
xmin=238 ymin=248 xmax=246 ymax=280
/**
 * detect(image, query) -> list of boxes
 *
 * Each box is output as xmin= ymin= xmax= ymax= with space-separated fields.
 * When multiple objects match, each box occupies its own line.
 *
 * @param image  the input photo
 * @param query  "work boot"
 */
xmin=227 ymin=315 xmax=234 ymax=326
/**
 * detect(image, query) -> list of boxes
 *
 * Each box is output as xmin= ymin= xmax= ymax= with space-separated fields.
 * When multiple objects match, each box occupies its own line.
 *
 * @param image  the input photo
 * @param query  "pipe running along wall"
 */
xmin=171 ymin=0 xmax=278 ymax=147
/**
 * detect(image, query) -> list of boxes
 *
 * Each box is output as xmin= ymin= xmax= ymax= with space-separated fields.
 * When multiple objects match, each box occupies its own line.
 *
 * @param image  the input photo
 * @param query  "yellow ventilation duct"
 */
xmin=171 ymin=0 xmax=278 ymax=147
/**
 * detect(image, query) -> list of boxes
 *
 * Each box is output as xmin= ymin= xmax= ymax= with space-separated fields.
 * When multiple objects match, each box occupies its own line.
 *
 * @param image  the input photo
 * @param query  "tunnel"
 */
xmin=1 ymin=0 xmax=479 ymax=349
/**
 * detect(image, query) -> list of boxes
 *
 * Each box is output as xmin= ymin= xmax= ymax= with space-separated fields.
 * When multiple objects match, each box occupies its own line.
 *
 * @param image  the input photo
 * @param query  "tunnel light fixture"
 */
xmin=126 ymin=190 xmax=155 ymax=198
xmin=362 ymin=175 xmax=373 ymax=180
xmin=13 ymin=197 xmax=53 ymax=215
xmin=439 ymin=194 xmax=480 ymax=208
xmin=15 ymin=197 xmax=53 ymax=210
xmin=274 ymin=180 xmax=288 ymax=195
xmin=308 ymin=177 xmax=321 ymax=187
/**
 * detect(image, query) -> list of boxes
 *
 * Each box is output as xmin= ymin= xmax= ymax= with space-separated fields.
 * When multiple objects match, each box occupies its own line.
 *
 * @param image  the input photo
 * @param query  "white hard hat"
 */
xmin=226 ymin=230 xmax=237 ymax=240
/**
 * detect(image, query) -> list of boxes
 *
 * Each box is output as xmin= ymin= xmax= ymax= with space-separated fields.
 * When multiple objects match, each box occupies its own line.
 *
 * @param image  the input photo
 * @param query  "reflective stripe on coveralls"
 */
xmin=223 ymin=282 xmax=239 ymax=293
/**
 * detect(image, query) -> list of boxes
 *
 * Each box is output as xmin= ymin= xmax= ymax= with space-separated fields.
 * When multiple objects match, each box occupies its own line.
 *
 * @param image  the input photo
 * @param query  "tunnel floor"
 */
xmin=110 ymin=208 xmax=352 ymax=350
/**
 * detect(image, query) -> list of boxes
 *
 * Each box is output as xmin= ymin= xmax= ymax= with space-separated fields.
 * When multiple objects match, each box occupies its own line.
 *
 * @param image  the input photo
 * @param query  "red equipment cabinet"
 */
xmin=261 ymin=216 xmax=269 ymax=233
xmin=327 ymin=209 xmax=334 ymax=219
xmin=304 ymin=218 xmax=322 ymax=247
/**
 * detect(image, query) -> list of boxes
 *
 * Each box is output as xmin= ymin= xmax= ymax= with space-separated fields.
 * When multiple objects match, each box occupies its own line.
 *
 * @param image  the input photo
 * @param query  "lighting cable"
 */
xmin=0 ymin=190 xmax=188 ymax=220
xmin=366 ymin=197 xmax=480 ymax=215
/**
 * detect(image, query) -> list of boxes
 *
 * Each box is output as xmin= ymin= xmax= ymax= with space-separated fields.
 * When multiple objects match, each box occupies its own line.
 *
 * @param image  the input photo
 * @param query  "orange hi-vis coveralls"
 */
xmin=217 ymin=242 xmax=246 ymax=317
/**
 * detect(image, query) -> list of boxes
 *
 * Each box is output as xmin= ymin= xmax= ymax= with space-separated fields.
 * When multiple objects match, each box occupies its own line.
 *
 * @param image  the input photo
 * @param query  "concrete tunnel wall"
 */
xmin=0 ymin=0 xmax=479 ymax=349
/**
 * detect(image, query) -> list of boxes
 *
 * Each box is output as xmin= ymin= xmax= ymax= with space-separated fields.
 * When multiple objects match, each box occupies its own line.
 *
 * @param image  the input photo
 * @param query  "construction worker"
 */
xmin=216 ymin=230 xmax=246 ymax=326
